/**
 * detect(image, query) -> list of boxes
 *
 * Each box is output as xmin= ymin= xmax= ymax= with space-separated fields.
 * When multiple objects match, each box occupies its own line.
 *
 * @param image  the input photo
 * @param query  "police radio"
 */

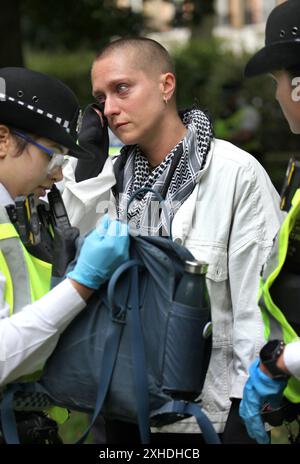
xmin=36 ymin=184 xmax=71 ymax=233
xmin=6 ymin=185 xmax=71 ymax=247
xmin=280 ymin=157 xmax=300 ymax=211
xmin=6 ymin=186 xmax=78 ymax=274
xmin=6 ymin=194 xmax=41 ymax=247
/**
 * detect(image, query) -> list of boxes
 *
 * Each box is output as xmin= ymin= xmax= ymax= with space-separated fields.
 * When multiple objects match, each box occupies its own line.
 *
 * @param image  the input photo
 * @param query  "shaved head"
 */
xmin=93 ymin=37 xmax=175 ymax=77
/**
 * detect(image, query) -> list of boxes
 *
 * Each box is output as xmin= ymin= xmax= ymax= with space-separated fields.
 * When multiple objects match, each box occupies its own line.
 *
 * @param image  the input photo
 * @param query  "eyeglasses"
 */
xmin=11 ymin=129 xmax=69 ymax=175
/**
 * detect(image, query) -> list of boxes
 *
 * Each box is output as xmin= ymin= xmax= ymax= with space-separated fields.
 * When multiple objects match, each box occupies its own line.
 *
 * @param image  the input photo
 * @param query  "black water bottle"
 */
xmin=164 ymin=260 xmax=212 ymax=401
xmin=271 ymin=216 xmax=300 ymax=335
xmin=175 ymin=259 xmax=212 ymax=359
xmin=175 ymin=260 xmax=210 ymax=311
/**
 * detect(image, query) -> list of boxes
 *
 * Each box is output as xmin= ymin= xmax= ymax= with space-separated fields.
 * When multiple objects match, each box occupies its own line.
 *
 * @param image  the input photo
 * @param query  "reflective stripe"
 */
xmin=259 ymin=190 xmax=300 ymax=402
xmin=259 ymin=291 xmax=283 ymax=340
xmin=0 ymin=208 xmax=31 ymax=313
xmin=0 ymin=250 xmax=13 ymax=314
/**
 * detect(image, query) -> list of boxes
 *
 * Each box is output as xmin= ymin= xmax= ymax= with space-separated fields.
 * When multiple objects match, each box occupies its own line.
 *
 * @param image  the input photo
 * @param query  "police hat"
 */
xmin=0 ymin=67 xmax=91 ymax=159
xmin=245 ymin=0 xmax=300 ymax=78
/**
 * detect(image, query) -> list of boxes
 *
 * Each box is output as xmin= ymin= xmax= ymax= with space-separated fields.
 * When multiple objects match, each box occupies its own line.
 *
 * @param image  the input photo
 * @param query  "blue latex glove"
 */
xmin=239 ymin=358 xmax=287 ymax=444
xmin=67 ymin=215 xmax=129 ymax=289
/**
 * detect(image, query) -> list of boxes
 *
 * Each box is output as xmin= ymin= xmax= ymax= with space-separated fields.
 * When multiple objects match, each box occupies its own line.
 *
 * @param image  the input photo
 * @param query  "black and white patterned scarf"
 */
xmin=117 ymin=108 xmax=213 ymax=236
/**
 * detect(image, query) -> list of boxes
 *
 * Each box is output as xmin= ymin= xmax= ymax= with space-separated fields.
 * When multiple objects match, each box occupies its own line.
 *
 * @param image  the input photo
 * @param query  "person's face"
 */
xmin=91 ymin=51 xmax=170 ymax=148
xmin=24 ymin=136 xmax=64 ymax=197
xmin=4 ymin=131 xmax=64 ymax=198
xmin=271 ymin=70 xmax=300 ymax=134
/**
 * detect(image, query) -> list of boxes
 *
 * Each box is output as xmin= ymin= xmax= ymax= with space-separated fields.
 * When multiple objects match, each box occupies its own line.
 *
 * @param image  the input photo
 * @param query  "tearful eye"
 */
xmin=117 ymin=84 xmax=128 ymax=94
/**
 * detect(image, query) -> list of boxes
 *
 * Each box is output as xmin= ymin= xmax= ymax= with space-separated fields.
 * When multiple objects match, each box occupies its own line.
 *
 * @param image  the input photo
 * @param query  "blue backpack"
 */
xmin=36 ymin=232 xmax=219 ymax=443
xmin=1 ymin=233 xmax=219 ymax=444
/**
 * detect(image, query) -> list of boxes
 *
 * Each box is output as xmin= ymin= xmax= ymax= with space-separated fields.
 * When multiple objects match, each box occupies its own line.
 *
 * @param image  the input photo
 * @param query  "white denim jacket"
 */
xmin=63 ymin=139 xmax=284 ymax=433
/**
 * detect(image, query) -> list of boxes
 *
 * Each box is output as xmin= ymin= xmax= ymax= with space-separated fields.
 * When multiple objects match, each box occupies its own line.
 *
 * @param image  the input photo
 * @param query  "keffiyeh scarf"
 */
xmin=117 ymin=108 xmax=213 ymax=236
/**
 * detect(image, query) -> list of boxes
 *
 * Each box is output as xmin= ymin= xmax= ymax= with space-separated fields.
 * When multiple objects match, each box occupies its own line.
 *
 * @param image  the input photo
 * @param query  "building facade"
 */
xmin=115 ymin=1 xmax=288 ymax=53
xmin=216 ymin=0 xmax=285 ymax=28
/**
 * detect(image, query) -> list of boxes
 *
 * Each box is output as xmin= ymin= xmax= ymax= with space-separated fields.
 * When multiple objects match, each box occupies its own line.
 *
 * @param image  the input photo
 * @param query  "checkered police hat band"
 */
xmin=0 ymin=84 xmax=71 ymax=133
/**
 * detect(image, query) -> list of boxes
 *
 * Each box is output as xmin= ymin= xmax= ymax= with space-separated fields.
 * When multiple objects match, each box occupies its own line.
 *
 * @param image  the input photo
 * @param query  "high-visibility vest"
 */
xmin=0 ymin=205 xmax=68 ymax=424
xmin=259 ymin=189 xmax=300 ymax=403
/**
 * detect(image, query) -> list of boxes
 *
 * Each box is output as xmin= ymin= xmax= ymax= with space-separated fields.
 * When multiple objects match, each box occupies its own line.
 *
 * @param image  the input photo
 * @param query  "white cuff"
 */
xmin=283 ymin=341 xmax=300 ymax=380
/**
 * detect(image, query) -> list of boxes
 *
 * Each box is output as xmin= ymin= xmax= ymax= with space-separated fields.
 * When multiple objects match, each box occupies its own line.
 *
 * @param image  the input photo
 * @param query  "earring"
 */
xmin=163 ymin=96 xmax=168 ymax=105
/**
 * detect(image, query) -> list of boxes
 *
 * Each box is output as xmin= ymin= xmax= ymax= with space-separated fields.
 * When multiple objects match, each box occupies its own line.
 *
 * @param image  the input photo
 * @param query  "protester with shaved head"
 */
xmin=63 ymin=37 xmax=283 ymax=444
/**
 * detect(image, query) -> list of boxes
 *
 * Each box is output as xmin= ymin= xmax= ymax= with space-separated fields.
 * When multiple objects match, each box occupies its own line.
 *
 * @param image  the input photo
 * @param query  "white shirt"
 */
xmin=0 ymin=184 xmax=86 ymax=387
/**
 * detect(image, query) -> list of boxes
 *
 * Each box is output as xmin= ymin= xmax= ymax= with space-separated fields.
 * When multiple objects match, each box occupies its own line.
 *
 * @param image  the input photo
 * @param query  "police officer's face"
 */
xmin=91 ymin=50 xmax=168 ymax=150
xmin=22 ymin=137 xmax=64 ymax=197
xmin=8 ymin=134 xmax=63 ymax=198
xmin=271 ymin=70 xmax=300 ymax=134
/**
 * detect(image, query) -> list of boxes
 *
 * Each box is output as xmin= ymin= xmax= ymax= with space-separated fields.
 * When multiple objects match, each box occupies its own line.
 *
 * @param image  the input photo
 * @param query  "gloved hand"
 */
xmin=239 ymin=358 xmax=287 ymax=444
xmin=75 ymin=103 xmax=109 ymax=182
xmin=67 ymin=215 xmax=129 ymax=289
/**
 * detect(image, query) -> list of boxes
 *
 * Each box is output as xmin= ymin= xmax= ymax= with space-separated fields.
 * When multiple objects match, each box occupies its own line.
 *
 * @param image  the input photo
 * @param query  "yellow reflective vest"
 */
xmin=0 ymin=205 xmax=68 ymax=423
xmin=259 ymin=189 xmax=300 ymax=403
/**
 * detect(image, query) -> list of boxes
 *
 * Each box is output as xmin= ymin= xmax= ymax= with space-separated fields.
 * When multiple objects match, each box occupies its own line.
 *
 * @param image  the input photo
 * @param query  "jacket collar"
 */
xmin=195 ymin=139 xmax=215 ymax=183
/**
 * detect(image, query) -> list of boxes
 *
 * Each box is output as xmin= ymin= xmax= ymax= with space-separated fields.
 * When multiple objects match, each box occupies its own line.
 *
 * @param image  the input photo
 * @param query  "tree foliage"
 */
xmin=0 ymin=0 xmax=23 ymax=66
xmin=21 ymin=0 xmax=143 ymax=51
xmin=190 ymin=0 xmax=215 ymax=25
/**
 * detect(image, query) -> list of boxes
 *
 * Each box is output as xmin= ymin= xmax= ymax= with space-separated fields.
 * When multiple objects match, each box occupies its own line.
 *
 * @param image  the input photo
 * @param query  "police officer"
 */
xmin=0 ymin=67 xmax=129 ymax=442
xmin=239 ymin=0 xmax=300 ymax=444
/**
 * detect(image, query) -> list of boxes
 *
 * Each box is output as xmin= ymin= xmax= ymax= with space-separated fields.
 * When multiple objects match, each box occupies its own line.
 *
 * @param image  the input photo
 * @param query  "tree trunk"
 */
xmin=0 ymin=0 xmax=23 ymax=67
xmin=191 ymin=13 xmax=215 ymax=39
xmin=191 ymin=0 xmax=216 ymax=39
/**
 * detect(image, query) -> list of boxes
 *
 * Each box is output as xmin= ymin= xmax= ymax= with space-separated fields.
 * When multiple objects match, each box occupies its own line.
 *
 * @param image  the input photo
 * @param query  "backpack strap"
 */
xmin=151 ymin=400 xmax=221 ymax=444
xmin=75 ymin=308 xmax=125 ymax=443
xmin=76 ymin=259 xmax=141 ymax=444
xmin=84 ymin=256 xmax=151 ymax=444
xmin=128 ymin=263 xmax=150 ymax=443
xmin=1 ymin=383 xmax=20 ymax=444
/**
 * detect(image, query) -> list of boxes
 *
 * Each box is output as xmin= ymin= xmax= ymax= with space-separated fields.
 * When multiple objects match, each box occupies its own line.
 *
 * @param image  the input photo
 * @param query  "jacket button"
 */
xmin=174 ymin=237 xmax=182 ymax=245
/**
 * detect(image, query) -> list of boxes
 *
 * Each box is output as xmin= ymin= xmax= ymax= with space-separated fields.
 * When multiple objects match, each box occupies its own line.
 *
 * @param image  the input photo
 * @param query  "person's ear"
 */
xmin=0 ymin=125 xmax=11 ymax=159
xmin=160 ymin=72 xmax=176 ymax=104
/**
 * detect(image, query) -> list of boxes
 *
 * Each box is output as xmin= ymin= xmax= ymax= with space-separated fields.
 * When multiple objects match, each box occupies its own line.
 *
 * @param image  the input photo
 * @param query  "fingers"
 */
xmin=95 ymin=215 xmax=128 ymax=237
xmin=245 ymin=415 xmax=270 ymax=444
xmin=106 ymin=220 xmax=128 ymax=237
xmin=95 ymin=213 xmax=110 ymax=235
xmin=240 ymin=393 xmax=270 ymax=444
